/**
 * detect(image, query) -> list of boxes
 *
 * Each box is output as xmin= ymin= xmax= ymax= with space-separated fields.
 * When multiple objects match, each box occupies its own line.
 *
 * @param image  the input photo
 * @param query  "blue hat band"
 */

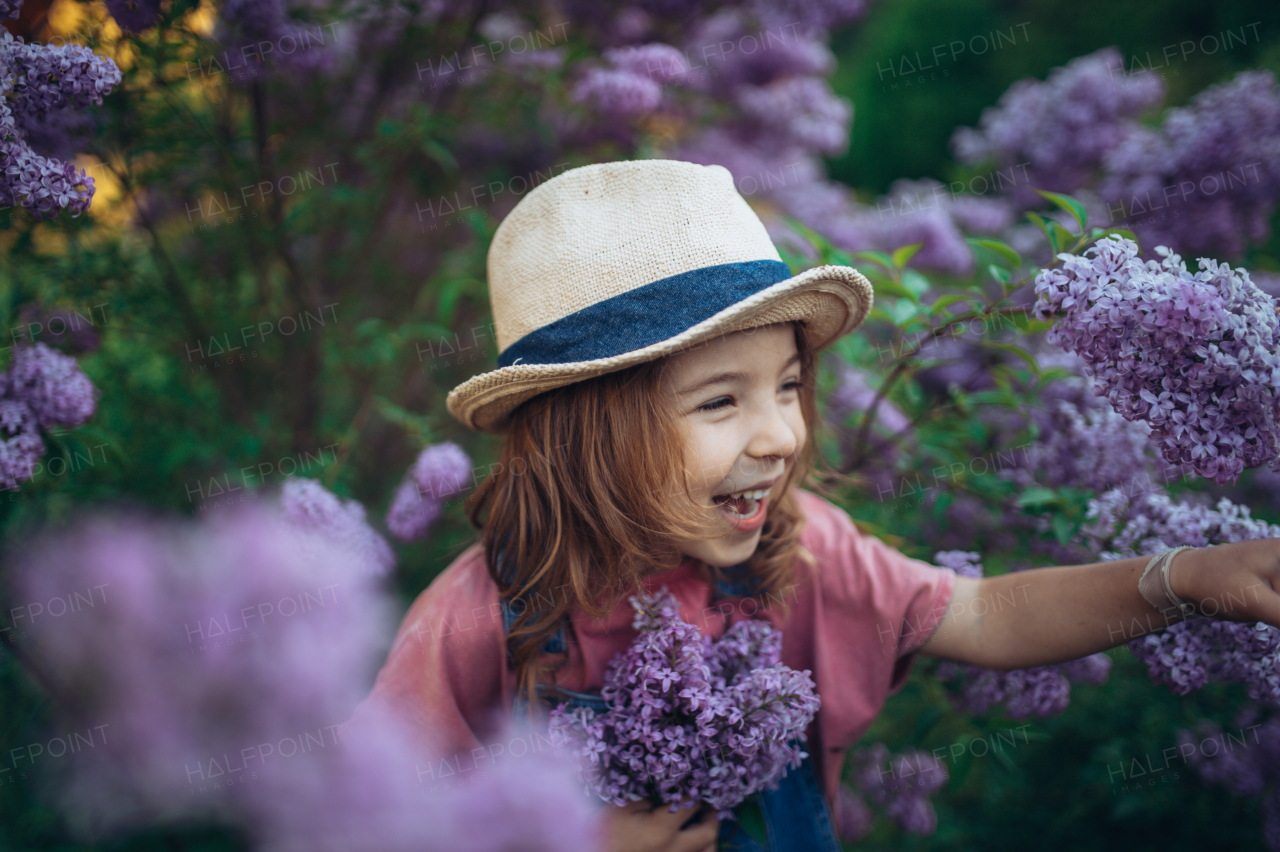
xmin=496 ymin=259 xmax=793 ymax=368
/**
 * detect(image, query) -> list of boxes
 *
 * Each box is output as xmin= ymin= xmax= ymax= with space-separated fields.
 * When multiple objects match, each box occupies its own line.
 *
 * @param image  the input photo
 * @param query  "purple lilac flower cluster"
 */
xmin=1033 ymin=234 xmax=1280 ymax=485
xmin=548 ymin=588 xmax=820 ymax=818
xmin=837 ymin=743 xmax=949 ymax=839
xmin=646 ymin=5 xmax=1000 ymax=275
xmin=1083 ymin=488 xmax=1280 ymax=706
xmin=765 ymin=171 xmax=1007 ymax=276
xmin=280 ymin=476 xmax=395 ymax=577
xmin=1101 ymin=71 xmax=1280 ymax=259
xmin=995 ymin=382 xmax=1191 ymax=526
xmin=384 ymin=441 xmax=472 ymax=543
xmin=951 ymin=47 xmax=1165 ymax=208
xmin=0 ymin=25 xmax=121 ymax=219
xmin=570 ymin=43 xmax=690 ymax=118
xmin=931 ymin=551 xmax=1112 ymax=718
xmin=0 ymin=343 xmax=97 ymax=490
xmin=7 ymin=500 xmax=598 ymax=851
xmin=947 ymin=55 xmax=1280 ymax=261
xmin=1179 ymin=712 xmax=1280 ymax=851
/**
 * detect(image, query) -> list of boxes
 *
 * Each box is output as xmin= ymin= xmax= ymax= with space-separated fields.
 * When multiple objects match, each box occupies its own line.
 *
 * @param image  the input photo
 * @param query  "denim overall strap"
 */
xmin=715 ymin=748 xmax=842 ymax=852
xmin=712 ymin=565 xmax=841 ymax=851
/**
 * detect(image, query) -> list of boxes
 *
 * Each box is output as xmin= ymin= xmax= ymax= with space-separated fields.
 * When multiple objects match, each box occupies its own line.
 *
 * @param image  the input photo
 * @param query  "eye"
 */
xmin=697 ymin=395 xmax=733 ymax=412
xmin=780 ymin=378 xmax=803 ymax=393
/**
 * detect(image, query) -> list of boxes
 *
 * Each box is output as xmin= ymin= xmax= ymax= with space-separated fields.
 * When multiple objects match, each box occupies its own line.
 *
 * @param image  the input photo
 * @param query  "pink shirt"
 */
xmin=347 ymin=489 xmax=956 ymax=813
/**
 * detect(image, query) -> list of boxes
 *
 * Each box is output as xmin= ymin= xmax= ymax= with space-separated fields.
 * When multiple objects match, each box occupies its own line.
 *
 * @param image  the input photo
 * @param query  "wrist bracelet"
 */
xmin=1137 ymin=546 xmax=1201 ymax=620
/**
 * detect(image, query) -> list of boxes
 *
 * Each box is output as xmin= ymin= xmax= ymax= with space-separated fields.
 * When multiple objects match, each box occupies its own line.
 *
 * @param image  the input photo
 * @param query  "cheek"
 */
xmin=682 ymin=424 xmax=738 ymax=492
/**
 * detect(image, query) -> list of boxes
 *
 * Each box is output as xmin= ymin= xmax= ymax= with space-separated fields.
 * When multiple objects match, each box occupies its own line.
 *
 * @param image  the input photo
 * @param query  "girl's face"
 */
xmin=662 ymin=323 xmax=807 ymax=568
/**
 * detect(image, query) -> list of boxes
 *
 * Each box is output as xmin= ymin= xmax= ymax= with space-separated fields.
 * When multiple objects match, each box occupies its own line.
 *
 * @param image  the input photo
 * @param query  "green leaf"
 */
xmin=901 ymin=269 xmax=931 ymax=299
xmin=373 ymin=396 xmax=434 ymax=441
xmin=930 ymin=293 xmax=971 ymax=312
xmin=981 ymin=340 xmax=1041 ymax=372
xmin=1052 ymin=513 xmax=1079 ymax=546
xmin=1050 ymin=221 xmax=1077 ymax=251
xmin=892 ymin=242 xmax=924 ymax=269
xmin=868 ymin=306 xmax=899 ymax=325
xmin=994 ymin=747 xmax=1021 ymax=775
xmin=852 ymin=250 xmax=895 ymax=271
xmin=1092 ymin=227 xmax=1139 ymax=245
xmin=988 ymin=264 xmax=1010 ymax=286
xmin=1016 ymin=486 xmax=1058 ymax=508
xmin=1025 ymin=213 xmax=1060 ymax=254
xmin=1002 ymin=314 xmax=1054 ymax=334
xmin=967 ymin=238 xmax=1022 ymax=269
xmin=913 ymin=704 xmax=947 ymax=741
xmin=1034 ymin=189 xmax=1088 ymax=232
xmin=890 ymin=299 xmax=920 ymax=324
xmin=873 ymin=279 xmax=919 ymax=302
xmin=734 ymin=797 xmax=769 ymax=846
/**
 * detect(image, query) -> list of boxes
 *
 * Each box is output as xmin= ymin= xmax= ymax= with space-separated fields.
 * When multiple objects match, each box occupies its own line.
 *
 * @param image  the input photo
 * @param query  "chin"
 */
xmin=689 ymin=531 xmax=763 ymax=568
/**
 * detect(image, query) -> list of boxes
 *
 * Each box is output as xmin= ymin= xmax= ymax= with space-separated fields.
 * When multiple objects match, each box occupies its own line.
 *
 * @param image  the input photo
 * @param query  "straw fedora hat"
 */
xmin=446 ymin=159 xmax=874 ymax=432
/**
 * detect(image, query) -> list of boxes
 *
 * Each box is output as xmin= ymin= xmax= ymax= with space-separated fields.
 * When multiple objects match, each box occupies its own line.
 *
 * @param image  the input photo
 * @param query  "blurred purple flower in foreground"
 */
xmin=6 ymin=499 xmax=598 ymax=851
xmin=1034 ymin=235 xmax=1280 ymax=485
xmin=550 ymin=588 xmax=819 ymax=818
xmin=281 ymin=476 xmax=395 ymax=577
xmin=8 ymin=500 xmax=394 ymax=833
xmin=384 ymin=441 xmax=472 ymax=543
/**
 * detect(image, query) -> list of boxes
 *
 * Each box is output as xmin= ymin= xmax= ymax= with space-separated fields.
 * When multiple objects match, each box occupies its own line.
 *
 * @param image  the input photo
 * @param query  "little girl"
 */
xmin=349 ymin=160 xmax=1280 ymax=852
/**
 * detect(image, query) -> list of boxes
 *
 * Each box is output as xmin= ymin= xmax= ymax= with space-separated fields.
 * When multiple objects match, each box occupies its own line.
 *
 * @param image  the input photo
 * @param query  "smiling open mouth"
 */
xmin=711 ymin=487 xmax=769 ymax=528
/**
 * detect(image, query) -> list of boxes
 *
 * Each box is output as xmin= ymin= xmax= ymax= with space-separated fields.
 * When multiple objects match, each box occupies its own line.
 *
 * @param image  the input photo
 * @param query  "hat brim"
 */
xmin=446 ymin=264 xmax=873 ymax=433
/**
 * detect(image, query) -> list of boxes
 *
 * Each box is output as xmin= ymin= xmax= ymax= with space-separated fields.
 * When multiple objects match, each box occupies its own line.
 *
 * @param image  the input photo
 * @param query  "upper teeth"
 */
xmin=729 ymin=488 xmax=769 ymax=500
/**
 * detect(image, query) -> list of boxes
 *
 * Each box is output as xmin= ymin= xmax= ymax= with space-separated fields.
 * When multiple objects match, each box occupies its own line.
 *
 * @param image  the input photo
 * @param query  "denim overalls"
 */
xmin=501 ymin=564 xmax=842 ymax=852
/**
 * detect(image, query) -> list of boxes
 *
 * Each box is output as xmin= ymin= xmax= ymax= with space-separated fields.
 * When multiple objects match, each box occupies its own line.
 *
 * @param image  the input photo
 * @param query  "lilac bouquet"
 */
xmin=549 ymin=589 xmax=820 ymax=818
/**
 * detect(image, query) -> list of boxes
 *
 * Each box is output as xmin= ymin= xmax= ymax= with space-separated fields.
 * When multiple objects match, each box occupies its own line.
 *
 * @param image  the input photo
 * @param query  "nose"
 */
xmin=745 ymin=396 xmax=799 ymax=465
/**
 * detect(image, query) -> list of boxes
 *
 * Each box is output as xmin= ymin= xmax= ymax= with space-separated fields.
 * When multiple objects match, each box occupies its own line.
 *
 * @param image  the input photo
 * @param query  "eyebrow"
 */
xmin=676 ymin=352 xmax=801 ymax=396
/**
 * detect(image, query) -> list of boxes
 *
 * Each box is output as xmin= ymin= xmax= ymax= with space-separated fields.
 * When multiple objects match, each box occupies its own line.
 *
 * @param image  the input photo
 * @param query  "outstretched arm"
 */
xmin=918 ymin=539 xmax=1280 ymax=670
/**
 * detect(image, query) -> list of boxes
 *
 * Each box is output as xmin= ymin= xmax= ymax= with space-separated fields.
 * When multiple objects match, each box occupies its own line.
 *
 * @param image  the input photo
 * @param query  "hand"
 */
xmin=600 ymin=798 xmax=719 ymax=852
xmin=1171 ymin=540 xmax=1280 ymax=626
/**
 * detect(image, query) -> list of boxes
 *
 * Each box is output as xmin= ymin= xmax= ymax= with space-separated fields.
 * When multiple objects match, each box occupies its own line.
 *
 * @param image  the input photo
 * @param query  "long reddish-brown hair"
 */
xmin=466 ymin=322 xmax=820 ymax=713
